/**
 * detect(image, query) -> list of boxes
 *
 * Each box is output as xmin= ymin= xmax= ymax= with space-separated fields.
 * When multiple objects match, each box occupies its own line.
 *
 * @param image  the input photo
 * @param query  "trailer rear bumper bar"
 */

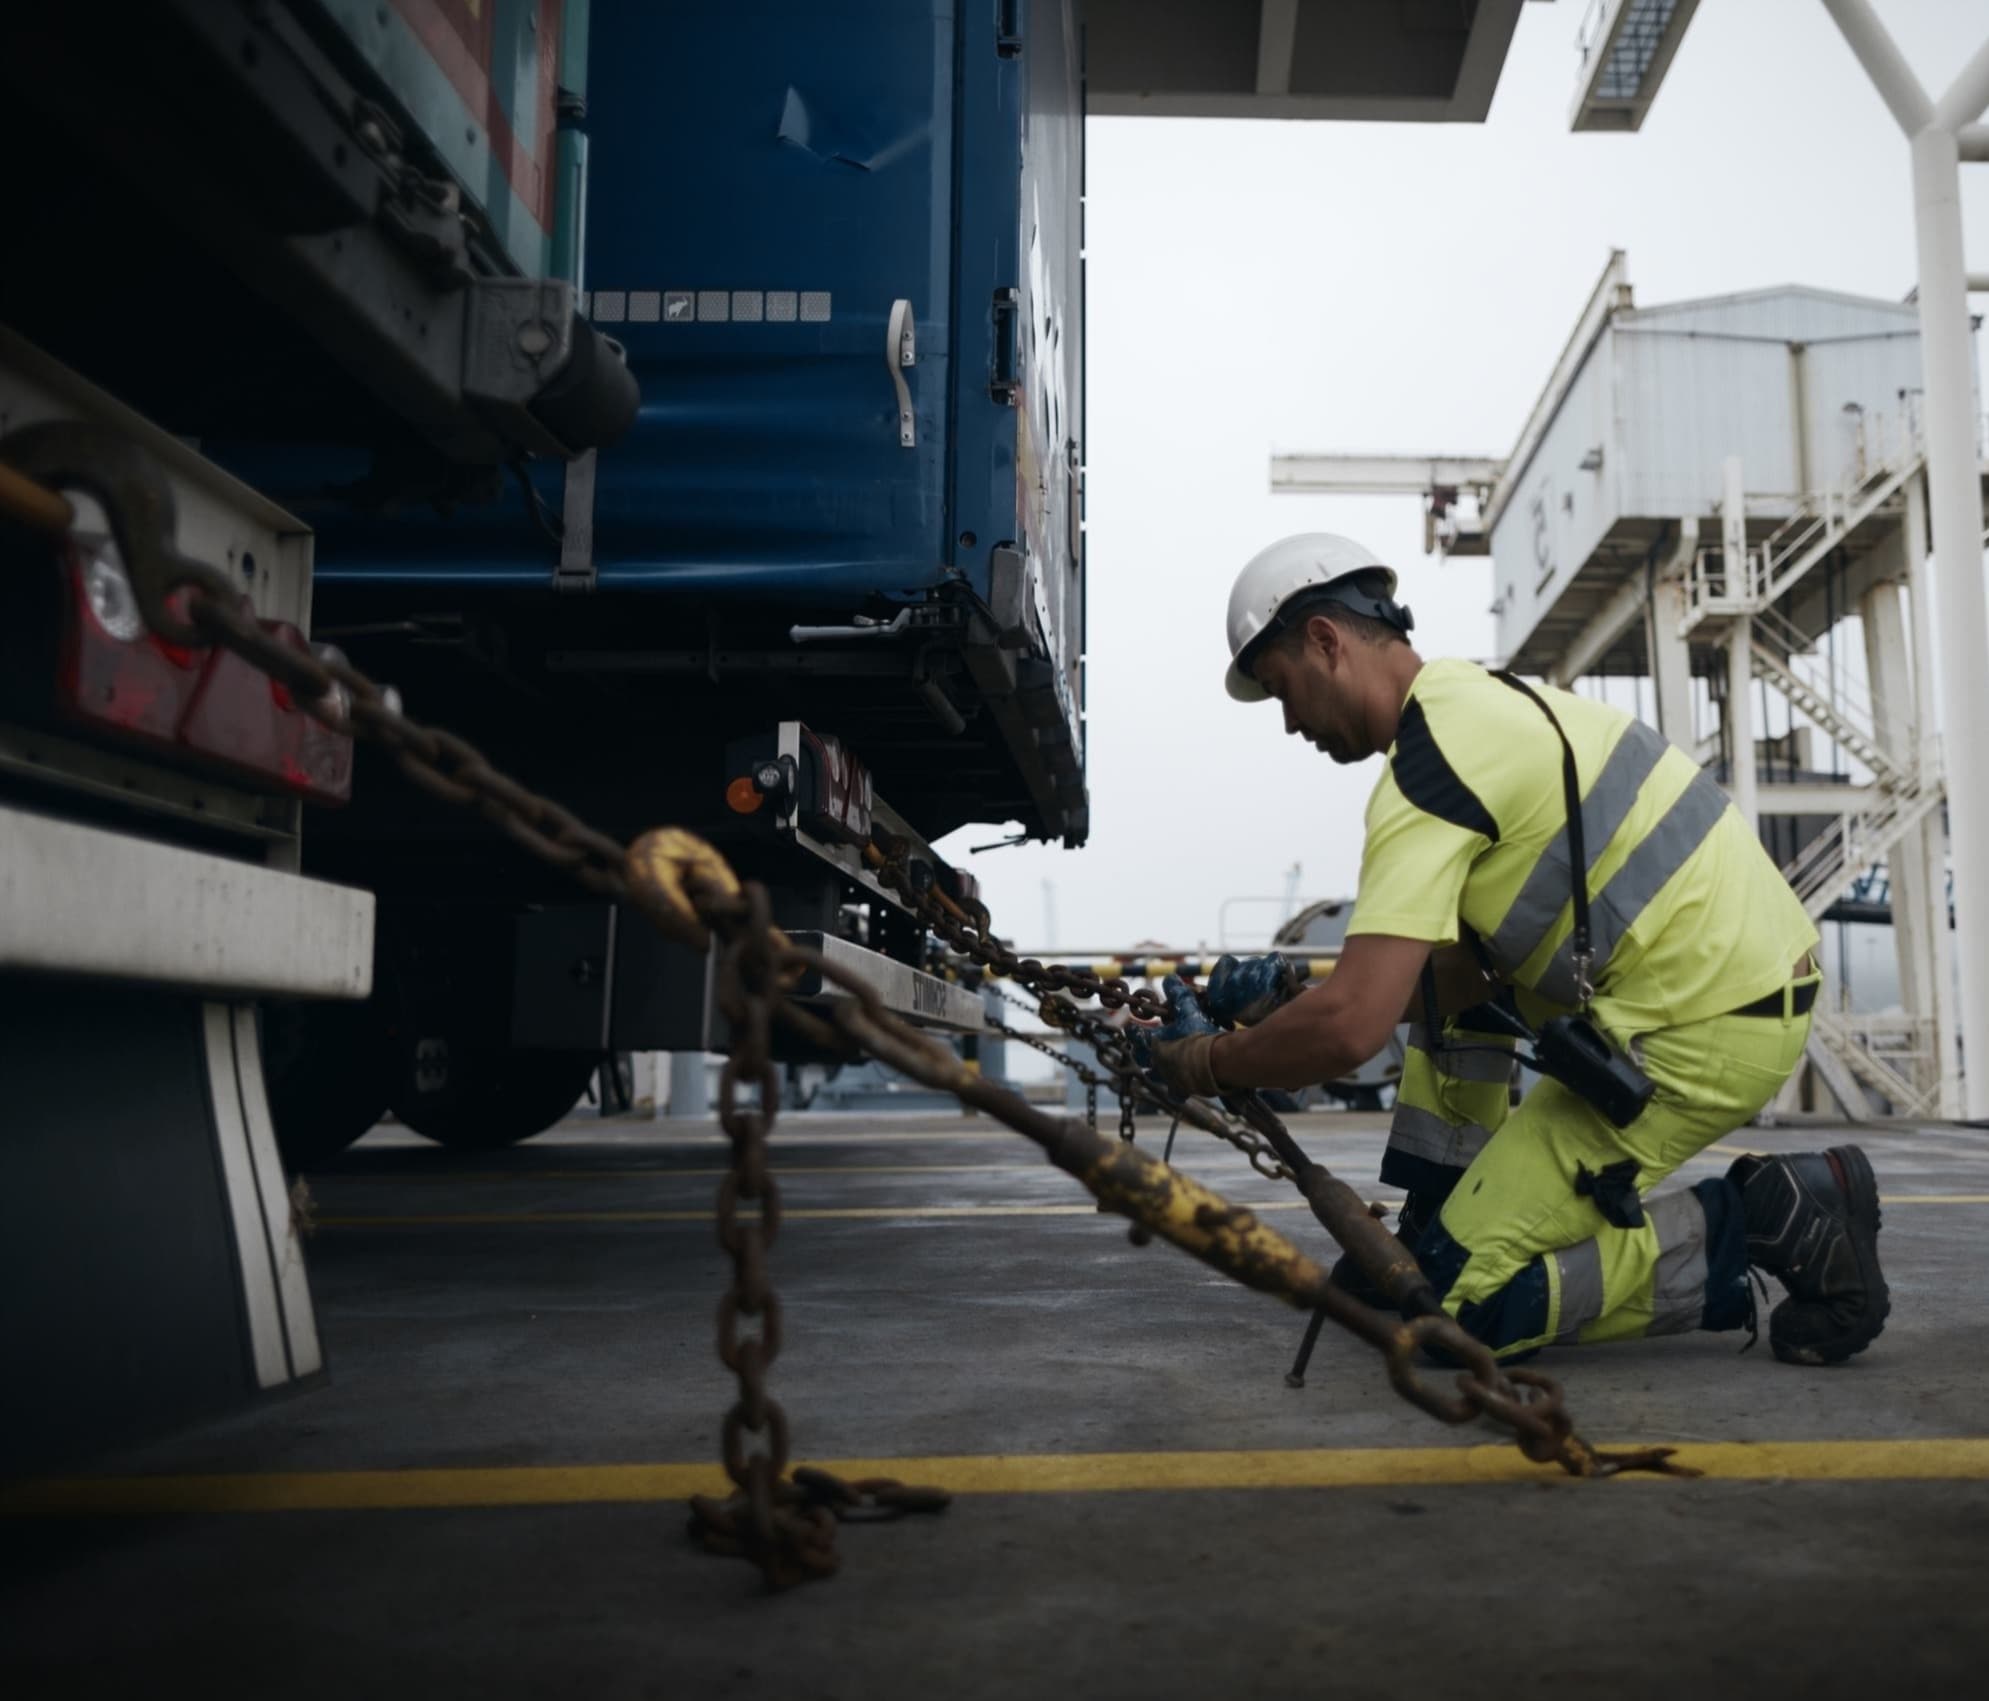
xmin=0 ymin=804 xmax=374 ymax=999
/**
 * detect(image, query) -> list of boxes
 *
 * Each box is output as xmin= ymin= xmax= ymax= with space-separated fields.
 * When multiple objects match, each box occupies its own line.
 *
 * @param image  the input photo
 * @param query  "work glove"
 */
xmin=1128 ymin=974 xmax=1225 ymax=1099
xmin=1202 ymin=952 xmax=1304 ymax=1027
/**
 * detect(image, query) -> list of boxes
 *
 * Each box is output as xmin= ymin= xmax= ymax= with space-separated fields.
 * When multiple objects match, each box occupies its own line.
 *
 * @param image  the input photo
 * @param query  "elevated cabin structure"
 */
xmin=1275 ymin=253 xmax=1989 ymax=1120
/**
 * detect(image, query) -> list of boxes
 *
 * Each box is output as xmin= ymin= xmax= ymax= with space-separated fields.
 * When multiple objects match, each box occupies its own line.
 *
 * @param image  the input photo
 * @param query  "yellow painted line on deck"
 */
xmin=11 ymin=1438 xmax=1989 ymax=1517
xmin=497 ymin=1122 xmax=1394 ymax=1151
xmin=313 ymin=1191 xmax=1989 ymax=1228
xmin=1878 ymin=1194 xmax=1989 ymax=1204
xmin=315 ymin=1201 xmax=1307 ymax=1226
xmin=322 ymin=1163 xmax=1054 ymax=1184
xmin=311 ymin=1198 xmax=1342 ymax=1227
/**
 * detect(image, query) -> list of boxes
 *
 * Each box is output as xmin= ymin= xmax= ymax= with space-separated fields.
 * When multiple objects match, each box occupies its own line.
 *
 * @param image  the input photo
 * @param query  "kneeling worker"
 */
xmin=1137 ymin=533 xmax=1887 ymax=1366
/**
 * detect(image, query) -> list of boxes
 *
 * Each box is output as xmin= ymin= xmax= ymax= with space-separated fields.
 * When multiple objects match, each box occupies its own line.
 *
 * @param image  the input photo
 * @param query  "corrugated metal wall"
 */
xmin=1615 ymin=290 xmax=1923 ymax=510
xmin=1490 ymin=286 xmax=1939 ymax=660
xmin=1489 ymin=327 xmax=1620 ymax=650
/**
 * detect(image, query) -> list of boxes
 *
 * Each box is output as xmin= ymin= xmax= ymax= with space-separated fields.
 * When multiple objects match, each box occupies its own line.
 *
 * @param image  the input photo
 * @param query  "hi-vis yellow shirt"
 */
xmin=1346 ymin=658 xmax=1817 ymax=1033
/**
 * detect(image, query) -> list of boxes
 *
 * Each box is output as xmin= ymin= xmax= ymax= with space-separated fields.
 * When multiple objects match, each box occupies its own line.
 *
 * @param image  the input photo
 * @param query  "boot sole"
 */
xmin=1771 ymin=1143 xmax=1889 ymax=1366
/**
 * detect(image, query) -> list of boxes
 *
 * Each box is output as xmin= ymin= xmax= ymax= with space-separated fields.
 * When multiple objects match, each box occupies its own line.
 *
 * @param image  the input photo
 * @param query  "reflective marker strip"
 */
xmin=1536 ymin=771 xmax=1732 ymax=1005
xmin=201 ymin=1006 xmax=289 ymax=1389
xmin=228 ymin=1006 xmax=323 ymax=1380
xmin=1486 ymin=720 xmax=1667 ymax=974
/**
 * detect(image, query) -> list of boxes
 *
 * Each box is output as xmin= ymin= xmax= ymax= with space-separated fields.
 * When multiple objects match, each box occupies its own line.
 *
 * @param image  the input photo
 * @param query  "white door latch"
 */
xmin=887 ymin=298 xmax=917 ymax=448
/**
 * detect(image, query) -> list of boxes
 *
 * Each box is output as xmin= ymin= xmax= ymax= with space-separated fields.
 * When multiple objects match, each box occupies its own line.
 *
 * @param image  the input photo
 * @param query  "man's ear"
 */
xmin=1305 ymin=612 xmax=1341 ymax=667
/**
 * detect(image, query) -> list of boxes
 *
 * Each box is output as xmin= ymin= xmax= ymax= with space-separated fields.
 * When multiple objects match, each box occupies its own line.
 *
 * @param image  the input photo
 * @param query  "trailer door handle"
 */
xmin=990 ymin=287 xmax=1020 ymax=406
xmin=888 ymin=298 xmax=917 ymax=448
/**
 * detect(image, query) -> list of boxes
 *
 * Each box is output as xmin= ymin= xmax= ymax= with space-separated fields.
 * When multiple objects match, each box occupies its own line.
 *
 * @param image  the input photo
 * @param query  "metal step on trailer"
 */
xmin=785 ymin=932 xmax=984 ymax=1034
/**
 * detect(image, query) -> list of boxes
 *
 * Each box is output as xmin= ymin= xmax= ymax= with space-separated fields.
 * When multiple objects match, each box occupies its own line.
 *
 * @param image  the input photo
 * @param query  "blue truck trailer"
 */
xmin=4 ymin=0 xmax=1087 ymax=1164
xmin=1 ymin=0 xmax=1531 ymax=1463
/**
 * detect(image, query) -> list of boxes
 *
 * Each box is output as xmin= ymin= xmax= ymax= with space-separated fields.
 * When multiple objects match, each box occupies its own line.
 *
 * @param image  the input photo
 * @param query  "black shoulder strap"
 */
xmin=1492 ymin=670 xmax=1593 ymax=1007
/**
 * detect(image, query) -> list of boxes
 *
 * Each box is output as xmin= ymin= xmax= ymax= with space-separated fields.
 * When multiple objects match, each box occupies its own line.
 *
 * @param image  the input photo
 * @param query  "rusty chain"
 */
xmin=1028 ymin=993 xmax=1298 ymax=1184
xmin=180 ymin=563 xmax=1684 ymax=1492
xmin=984 ymin=982 xmax=1296 ymax=1183
xmin=1 ymin=432 xmax=1694 ymax=1592
xmin=870 ymin=840 xmax=1686 ymax=1481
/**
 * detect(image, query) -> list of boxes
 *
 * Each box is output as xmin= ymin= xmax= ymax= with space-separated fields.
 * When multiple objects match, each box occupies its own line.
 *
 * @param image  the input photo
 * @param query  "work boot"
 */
xmin=1328 ymin=1193 xmax=1429 ymax=1312
xmin=1729 ymin=1146 xmax=1889 ymax=1365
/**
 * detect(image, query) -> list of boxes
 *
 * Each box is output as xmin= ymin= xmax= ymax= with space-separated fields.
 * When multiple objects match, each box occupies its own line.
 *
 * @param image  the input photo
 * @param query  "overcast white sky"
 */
xmin=935 ymin=0 xmax=1989 ymax=957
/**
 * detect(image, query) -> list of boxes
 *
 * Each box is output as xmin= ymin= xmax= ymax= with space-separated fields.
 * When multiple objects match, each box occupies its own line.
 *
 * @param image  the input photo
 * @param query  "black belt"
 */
xmin=1730 ymin=979 xmax=1820 ymax=1020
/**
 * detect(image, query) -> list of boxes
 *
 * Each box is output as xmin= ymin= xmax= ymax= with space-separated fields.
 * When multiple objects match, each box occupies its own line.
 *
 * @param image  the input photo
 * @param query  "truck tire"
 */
xmin=388 ymin=1041 xmax=598 ymax=1149
xmin=262 ymin=999 xmax=393 ymax=1170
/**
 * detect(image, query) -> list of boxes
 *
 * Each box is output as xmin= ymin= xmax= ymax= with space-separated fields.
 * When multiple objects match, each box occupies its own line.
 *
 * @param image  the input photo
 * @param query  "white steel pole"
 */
xmin=1903 ymin=469 xmax=1962 ymax=1116
xmin=1720 ymin=456 xmax=1758 ymax=826
xmin=1821 ymin=0 xmax=1989 ymax=1116
xmin=1931 ymin=31 xmax=1989 ymax=132
xmin=1909 ymin=122 xmax=1989 ymax=1118
xmin=667 ymin=1051 xmax=707 ymax=1117
xmin=1820 ymin=0 xmax=1932 ymax=131
xmin=1862 ymin=583 xmax=1938 ymax=1086
xmin=1726 ymin=621 xmax=1757 ymax=830
xmin=1647 ymin=520 xmax=1698 ymax=747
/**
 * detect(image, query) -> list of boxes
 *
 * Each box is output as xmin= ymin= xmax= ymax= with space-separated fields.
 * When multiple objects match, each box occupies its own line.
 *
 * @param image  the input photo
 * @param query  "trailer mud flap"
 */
xmin=0 ymin=976 xmax=323 ymax=1472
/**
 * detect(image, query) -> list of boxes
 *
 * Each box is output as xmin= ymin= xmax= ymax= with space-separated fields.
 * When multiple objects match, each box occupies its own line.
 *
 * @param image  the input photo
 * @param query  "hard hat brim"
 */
xmin=1225 ymin=659 xmax=1270 ymax=703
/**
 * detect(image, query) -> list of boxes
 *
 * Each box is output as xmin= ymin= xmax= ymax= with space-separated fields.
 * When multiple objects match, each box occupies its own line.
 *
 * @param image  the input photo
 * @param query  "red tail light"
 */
xmin=56 ymin=537 xmax=353 ymax=804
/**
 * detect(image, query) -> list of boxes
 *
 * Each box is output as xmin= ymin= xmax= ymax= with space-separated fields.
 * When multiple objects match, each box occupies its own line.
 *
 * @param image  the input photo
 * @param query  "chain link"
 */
xmin=1 ymin=433 xmax=1695 ymax=1593
xmin=998 ymin=984 xmax=1297 ymax=1185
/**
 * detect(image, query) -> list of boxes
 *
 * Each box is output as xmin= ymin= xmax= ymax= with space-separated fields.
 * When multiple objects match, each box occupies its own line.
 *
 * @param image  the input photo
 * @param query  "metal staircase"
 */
xmin=1779 ymin=761 xmax=1943 ymax=922
xmin=1664 ymin=419 xmax=1958 ymax=1118
xmin=1748 ymin=640 xmax=1902 ymax=787
xmin=1681 ymin=451 xmax=1923 ymax=636
xmin=1809 ymin=1008 xmax=1938 ymax=1118
xmin=1756 ymin=455 xmax=1920 ymax=606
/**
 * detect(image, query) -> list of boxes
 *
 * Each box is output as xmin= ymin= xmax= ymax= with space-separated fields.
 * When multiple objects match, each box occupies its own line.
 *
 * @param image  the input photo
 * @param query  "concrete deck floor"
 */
xmin=4 ymin=1108 xmax=1988 ymax=1698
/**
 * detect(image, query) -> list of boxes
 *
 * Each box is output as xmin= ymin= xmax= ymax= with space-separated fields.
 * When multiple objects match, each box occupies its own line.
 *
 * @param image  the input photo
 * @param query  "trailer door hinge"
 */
xmin=555 ymin=449 xmax=598 ymax=592
xmin=996 ymin=0 xmax=1023 ymax=57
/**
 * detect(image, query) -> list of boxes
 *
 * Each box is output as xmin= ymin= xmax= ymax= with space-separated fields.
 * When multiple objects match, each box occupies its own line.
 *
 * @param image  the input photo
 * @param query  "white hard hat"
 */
xmin=1223 ymin=533 xmax=1407 ymax=702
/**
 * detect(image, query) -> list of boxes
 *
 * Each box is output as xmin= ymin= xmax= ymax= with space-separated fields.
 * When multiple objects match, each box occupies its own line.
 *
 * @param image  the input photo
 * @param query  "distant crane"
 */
xmin=1280 ymin=862 xmax=1302 ymax=929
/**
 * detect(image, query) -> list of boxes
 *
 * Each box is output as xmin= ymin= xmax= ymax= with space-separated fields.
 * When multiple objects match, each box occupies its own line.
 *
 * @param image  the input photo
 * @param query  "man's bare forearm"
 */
xmin=1209 ymin=984 xmax=1376 ymax=1093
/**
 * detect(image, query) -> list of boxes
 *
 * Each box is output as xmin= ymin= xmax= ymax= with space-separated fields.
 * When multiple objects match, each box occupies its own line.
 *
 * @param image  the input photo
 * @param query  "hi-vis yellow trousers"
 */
xmin=1381 ymin=992 xmax=1815 ymax=1359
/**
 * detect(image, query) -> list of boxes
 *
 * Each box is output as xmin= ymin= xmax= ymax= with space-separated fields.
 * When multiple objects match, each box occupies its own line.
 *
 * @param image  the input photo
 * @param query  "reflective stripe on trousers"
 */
xmin=1381 ymin=1018 xmax=1516 ymax=1195
xmin=1415 ymin=1004 xmax=1811 ymax=1360
xmin=1548 ymin=1186 xmax=1708 ymax=1343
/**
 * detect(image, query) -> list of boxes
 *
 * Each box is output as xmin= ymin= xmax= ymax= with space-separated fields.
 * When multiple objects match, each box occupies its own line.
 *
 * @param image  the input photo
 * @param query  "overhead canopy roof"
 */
xmin=1085 ymin=0 xmax=1532 ymax=122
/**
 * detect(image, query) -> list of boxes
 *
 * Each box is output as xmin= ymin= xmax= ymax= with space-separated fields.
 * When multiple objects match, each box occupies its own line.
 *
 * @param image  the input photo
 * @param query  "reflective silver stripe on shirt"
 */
xmin=1645 ymin=1187 xmax=1710 ymax=1337
xmin=1485 ymin=720 xmax=1669 ymax=975
xmin=1385 ymin=1102 xmax=1494 ymax=1171
xmin=1552 ymin=1238 xmax=1606 ymax=1343
xmin=1534 ymin=770 xmax=1733 ymax=1006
